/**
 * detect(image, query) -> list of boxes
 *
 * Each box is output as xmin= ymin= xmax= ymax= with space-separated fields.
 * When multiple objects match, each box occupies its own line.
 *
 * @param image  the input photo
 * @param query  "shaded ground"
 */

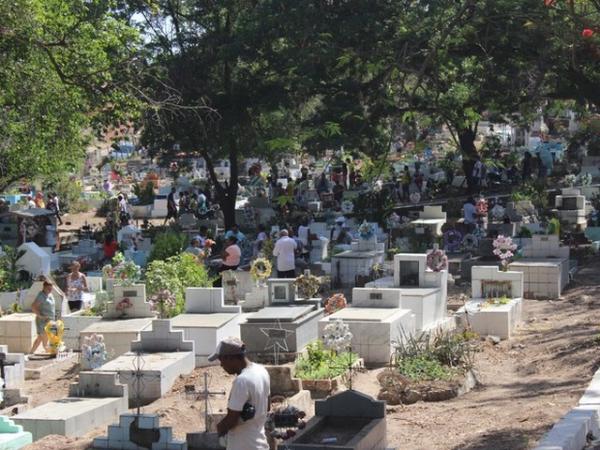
xmin=22 ymin=260 xmax=600 ymax=450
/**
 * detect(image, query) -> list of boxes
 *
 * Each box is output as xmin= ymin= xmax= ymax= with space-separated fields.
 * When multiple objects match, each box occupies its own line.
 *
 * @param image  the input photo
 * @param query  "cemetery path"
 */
xmin=351 ymin=260 xmax=600 ymax=450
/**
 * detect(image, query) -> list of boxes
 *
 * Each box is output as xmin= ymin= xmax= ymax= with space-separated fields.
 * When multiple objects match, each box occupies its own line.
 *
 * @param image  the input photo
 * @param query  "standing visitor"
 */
xmin=316 ymin=173 xmax=329 ymax=195
xmin=164 ymin=187 xmax=178 ymax=225
xmin=471 ymin=156 xmax=483 ymax=193
xmin=103 ymin=235 xmax=118 ymax=262
xmin=414 ymin=168 xmax=424 ymax=193
xmin=401 ymin=166 xmax=411 ymax=201
xmin=30 ymin=280 xmax=56 ymax=354
xmin=66 ymin=261 xmax=88 ymax=312
xmin=117 ymin=195 xmax=129 ymax=227
xmin=297 ymin=219 xmax=311 ymax=262
xmin=272 ymin=229 xmax=297 ymax=278
xmin=463 ymin=197 xmax=477 ymax=226
xmin=225 ymin=224 xmax=246 ymax=243
xmin=522 ymin=151 xmax=532 ymax=182
xmin=212 ymin=337 xmax=270 ymax=450
xmin=26 ymin=196 xmax=36 ymax=209
xmin=34 ymin=192 xmax=45 ymax=208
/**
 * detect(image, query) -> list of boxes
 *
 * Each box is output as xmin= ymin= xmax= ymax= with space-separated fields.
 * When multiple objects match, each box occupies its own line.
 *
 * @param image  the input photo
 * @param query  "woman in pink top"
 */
xmin=214 ymin=236 xmax=241 ymax=287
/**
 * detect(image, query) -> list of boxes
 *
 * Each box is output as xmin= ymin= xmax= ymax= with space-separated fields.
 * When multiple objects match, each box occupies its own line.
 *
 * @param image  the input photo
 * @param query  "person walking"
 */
xmin=401 ymin=165 xmax=411 ymax=201
xmin=272 ymin=229 xmax=297 ymax=278
xmin=30 ymin=280 xmax=56 ymax=354
xmin=164 ymin=187 xmax=178 ymax=225
xmin=212 ymin=337 xmax=270 ymax=450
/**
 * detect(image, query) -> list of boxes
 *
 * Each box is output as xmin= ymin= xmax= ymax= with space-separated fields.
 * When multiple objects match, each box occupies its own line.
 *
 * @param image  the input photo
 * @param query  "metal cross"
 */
xmin=184 ymin=372 xmax=226 ymax=433
xmin=260 ymin=320 xmax=293 ymax=365
xmin=119 ymin=351 xmax=162 ymax=416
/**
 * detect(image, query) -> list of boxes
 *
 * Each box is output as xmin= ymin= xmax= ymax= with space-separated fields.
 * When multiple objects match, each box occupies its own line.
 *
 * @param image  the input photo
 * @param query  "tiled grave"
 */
xmin=410 ymin=205 xmax=447 ymax=236
xmin=0 ymin=416 xmax=32 ymax=449
xmin=104 ymin=284 xmax=155 ymax=319
xmin=0 ymin=314 xmax=37 ymax=354
xmin=285 ymin=390 xmax=387 ymax=450
xmin=241 ymin=305 xmax=324 ymax=358
xmin=96 ymin=320 xmax=194 ymax=406
xmin=508 ymin=235 xmax=570 ymax=299
xmin=331 ymin=228 xmax=385 ymax=288
xmin=365 ymin=253 xmax=450 ymax=333
xmin=171 ymin=288 xmax=243 ymax=367
xmin=0 ymin=345 xmax=25 ymax=389
xmin=13 ymin=371 xmax=128 ymax=441
xmin=93 ymin=413 xmax=187 ymax=449
xmin=319 ymin=288 xmax=415 ymax=365
xmin=80 ymin=318 xmax=153 ymax=361
xmin=554 ymin=187 xmax=587 ymax=230
xmin=456 ymin=266 xmax=523 ymax=339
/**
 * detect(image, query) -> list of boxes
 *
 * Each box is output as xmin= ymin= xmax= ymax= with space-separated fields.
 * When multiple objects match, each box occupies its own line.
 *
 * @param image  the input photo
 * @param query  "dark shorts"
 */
xmin=277 ymin=269 xmax=296 ymax=279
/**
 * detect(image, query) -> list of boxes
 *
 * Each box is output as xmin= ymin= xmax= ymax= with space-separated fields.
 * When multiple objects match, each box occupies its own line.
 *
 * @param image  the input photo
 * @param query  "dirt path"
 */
xmin=23 ymin=260 xmax=600 ymax=450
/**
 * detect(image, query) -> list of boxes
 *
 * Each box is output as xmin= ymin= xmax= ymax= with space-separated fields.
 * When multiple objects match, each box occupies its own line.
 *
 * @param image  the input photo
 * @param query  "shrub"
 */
xmin=294 ymin=340 xmax=358 ymax=380
xmin=148 ymin=231 xmax=187 ymax=262
xmin=145 ymin=253 xmax=213 ymax=316
xmin=392 ymin=329 xmax=476 ymax=382
xmin=133 ymin=182 xmax=155 ymax=205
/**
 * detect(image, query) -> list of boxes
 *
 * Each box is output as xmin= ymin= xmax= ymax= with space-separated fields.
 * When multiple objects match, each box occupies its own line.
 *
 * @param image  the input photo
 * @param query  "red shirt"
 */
xmin=103 ymin=241 xmax=118 ymax=259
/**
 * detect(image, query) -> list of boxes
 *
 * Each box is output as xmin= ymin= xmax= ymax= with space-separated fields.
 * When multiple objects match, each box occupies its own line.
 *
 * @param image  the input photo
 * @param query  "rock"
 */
xmin=401 ymin=389 xmax=422 ymax=405
xmin=487 ymin=335 xmax=501 ymax=345
xmin=527 ymin=317 xmax=537 ymax=323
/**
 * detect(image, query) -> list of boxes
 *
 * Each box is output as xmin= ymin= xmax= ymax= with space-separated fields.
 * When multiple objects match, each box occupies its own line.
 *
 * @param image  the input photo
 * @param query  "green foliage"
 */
xmin=145 ymin=253 xmax=212 ymax=316
xmin=0 ymin=246 xmax=30 ymax=291
xmin=294 ymin=340 xmax=358 ymax=381
xmin=0 ymin=0 xmax=140 ymax=191
xmin=396 ymin=355 xmax=454 ymax=381
xmin=133 ymin=183 xmax=155 ymax=206
xmin=393 ymin=330 xmax=475 ymax=381
xmin=517 ymin=227 xmax=532 ymax=239
xmin=148 ymin=232 xmax=187 ymax=263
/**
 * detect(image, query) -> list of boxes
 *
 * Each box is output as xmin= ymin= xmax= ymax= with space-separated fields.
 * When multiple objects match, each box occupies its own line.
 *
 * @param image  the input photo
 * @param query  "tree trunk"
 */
xmin=202 ymin=149 xmax=239 ymax=231
xmin=458 ymin=126 xmax=478 ymax=192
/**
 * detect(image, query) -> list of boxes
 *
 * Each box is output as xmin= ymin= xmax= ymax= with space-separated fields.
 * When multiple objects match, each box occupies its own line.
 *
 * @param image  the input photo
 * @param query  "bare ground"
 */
xmin=21 ymin=260 xmax=600 ymax=450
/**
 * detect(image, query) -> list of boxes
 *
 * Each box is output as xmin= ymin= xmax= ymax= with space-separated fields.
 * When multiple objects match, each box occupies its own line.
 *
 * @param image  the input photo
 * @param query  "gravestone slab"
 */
xmin=285 ymin=390 xmax=387 ymax=450
xmin=172 ymin=288 xmax=243 ymax=366
xmin=13 ymin=371 xmax=128 ymax=441
xmin=80 ymin=318 xmax=153 ymax=361
xmin=104 ymin=284 xmax=154 ymax=319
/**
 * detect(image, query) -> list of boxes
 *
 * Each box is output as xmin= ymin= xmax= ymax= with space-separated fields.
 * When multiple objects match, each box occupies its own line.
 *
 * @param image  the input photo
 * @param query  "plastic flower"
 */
xmin=325 ymin=293 xmax=347 ymax=315
xmin=582 ymin=28 xmax=594 ymax=38
xmin=493 ymin=235 xmax=517 ymax=269
xmin=426 ymin=248 xmax=448 ymax=272
xmin=323 ymin=319 xmax=353 ymax=352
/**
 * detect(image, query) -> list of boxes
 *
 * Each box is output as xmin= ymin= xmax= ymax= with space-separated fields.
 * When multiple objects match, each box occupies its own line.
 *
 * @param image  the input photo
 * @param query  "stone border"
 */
xmin=533 ymin=368 xmax=600 ymax=450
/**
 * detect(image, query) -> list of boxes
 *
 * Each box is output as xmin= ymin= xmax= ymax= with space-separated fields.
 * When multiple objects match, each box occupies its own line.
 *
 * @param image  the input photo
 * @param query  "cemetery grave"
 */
xmin=170 ymin=288 xmax=244 ymax=366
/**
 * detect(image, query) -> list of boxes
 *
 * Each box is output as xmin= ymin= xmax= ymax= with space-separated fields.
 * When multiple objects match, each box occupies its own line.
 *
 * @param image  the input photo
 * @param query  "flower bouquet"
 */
xmin=250 ymin=257 xmax=272 ymax=284
xmin=81 ymin=334 xmax=108 ymax=370
xmin=475 ymin=198 xmax=488 ymax=216
xmin=358 ymin=220 xmax=375 ymax=240
xmin=294 ymin=273 xmax=322 ymax=299
xmin=148 ymin=289 xmax=177 ymax=319
xmin=322 ymin=319 xmax=353 ymax=353
xmin=493 ymin=235 xmax=517 ymax=270
xmin=325 ymin=293 xmax=347 ymax=315
xmin=115 ymin=297 xmax=133 ymax=317
xmin=426 ymin=248 xmax=448 ymax=272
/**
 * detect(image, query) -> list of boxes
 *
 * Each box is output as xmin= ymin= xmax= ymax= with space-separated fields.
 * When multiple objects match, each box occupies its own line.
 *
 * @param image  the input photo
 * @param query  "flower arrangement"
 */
xmin=102 ymin=252 xmax=141 ymax=286
xmin=294 ymin=273 xmax=322 ymax=299
xmin=370 ymin=263 xmax=385 ymax=279
xmin=322 ymin=319 xmax=353 ymax=353
xmin=493 ymin=235 xmax=517 ymax=270
xmin=475 ymin=198 xmax=488 ymax=216
xmin=250 ymin=257 xmax=272 ymax=282
xmin=462 ymin=233 xmax=479 ymax=252
xmin=426 ymin=248 xmax=448 ymax=272
xmin=115 ymin=297 xmax=133 ymax=316
xmin=197 ymin=239 xmax=216 ymax=262
xmin=443 ymin=229 xmax=463 ymax=253
xmin=564 ymin=174 xmax=577 ymax=187
xmin=358 ymin=220 xmax=375 ymax=240
xmin=324 ymin=293 xmax=347 ymax=315
xmin=580 ymin=172 xmax=593 ymax=186
xmin=409 ymin=192 xmax=421 ymax=204
xmin=148 ymin=289 xmax=177 ymax=319
xmin=341 ymin=200 xmax=354 ymax=214
xmin=490 ymin=204 xmax=506 ymax=221
xmin=386 ymin=212 xmax=401 ymax=229
xmin=81 ymin=334 xmax=108 ymax=370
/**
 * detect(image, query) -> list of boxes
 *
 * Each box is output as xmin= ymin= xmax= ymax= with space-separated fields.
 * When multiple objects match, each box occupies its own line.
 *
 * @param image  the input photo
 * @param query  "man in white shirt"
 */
xmin=272 ymin=229 xmax=297 ymax=278
xmin=212 ymin=337 xmax=270 ymax=450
